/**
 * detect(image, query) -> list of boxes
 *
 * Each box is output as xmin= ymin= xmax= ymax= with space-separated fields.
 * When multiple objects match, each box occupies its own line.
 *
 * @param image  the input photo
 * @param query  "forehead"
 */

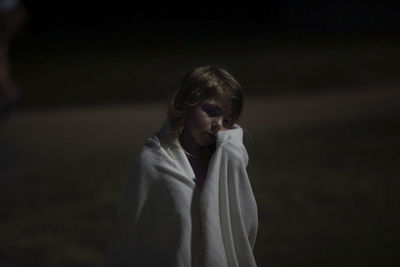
xmin=200 ymin=93 xmax=232 ymax=116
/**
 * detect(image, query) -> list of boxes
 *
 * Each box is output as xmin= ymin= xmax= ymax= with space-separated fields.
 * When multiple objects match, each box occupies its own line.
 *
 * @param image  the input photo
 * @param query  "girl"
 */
xmin=106 ymin=65 xmax=258 ymax=267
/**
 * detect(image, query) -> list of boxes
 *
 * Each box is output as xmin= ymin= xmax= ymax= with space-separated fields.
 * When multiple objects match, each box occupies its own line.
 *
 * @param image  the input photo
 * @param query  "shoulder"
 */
xmin=132 ymin=134 xmax=172 ymax=179
xmin=138 ymin=135 xmax=164 ymax=163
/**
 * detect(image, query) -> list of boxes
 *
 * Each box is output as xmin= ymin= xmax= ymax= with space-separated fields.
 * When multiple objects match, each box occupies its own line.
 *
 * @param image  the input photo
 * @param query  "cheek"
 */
xmin=185 ymin=110 xmax=209 ymax=133
xmin=196 ymin=113 xmax=212 ymax=129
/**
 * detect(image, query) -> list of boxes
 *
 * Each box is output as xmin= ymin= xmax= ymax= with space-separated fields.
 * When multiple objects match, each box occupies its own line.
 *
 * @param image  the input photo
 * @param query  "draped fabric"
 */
xmin=106 ymin=125 xmax=258 ymax=267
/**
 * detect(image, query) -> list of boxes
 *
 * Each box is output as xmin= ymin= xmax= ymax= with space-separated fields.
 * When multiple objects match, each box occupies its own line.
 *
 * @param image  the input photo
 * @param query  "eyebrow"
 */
xmin=203 ymin=99 xmax=222 ymax=109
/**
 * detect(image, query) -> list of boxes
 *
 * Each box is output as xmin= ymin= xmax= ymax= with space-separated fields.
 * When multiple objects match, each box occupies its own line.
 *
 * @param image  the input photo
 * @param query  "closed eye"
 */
xmin=202 ymin=103 xmax=232 ymax=128
xmin=202 ymin=105 xmax=221 ymax=117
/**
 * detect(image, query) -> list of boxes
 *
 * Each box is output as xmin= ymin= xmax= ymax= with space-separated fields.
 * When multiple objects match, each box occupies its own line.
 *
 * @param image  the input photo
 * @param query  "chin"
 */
xmin=202 ymin=142 xmax=215 ymax=147
xmin=199 ymin=133 xmax=216 ymax=146
xmin=199 ymin=138 xmax=216 ymax=147
xmin=194 ymin=136 xmax=211 ymax=147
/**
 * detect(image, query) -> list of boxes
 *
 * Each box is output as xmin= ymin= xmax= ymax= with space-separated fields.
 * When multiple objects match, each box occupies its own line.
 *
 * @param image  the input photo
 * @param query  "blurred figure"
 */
xmin=0 ymin=0 xmax=26 ymax=118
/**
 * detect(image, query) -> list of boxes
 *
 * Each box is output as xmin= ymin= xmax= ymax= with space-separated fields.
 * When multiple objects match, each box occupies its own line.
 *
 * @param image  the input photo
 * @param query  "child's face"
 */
xmin=182 ymin=93 xmax=232 ymax=148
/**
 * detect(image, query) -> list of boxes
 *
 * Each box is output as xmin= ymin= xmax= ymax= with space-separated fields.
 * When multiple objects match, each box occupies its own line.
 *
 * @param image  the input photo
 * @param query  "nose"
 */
xmin=211 ymin=118 xmax=223 ymax=133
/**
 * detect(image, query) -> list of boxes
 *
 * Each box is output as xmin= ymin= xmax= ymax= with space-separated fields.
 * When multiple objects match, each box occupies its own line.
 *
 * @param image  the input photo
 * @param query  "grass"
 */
xmin=0 ymin=147 xmax=137 ymax=266
xmin=248 ymin=116 xmax=400 ymax=266
xmin=1 ymin=114 xmax=399 ymax=266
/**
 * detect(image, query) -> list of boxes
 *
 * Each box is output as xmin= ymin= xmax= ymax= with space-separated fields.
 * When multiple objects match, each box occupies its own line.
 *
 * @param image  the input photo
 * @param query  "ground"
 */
xmin=0 ymin=85 xmax=399 ymax=266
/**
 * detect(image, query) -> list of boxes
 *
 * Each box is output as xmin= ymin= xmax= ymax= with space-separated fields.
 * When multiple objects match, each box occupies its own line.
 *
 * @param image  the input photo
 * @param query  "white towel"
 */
xmin=106 ymin=125 xmax=258 ymax=267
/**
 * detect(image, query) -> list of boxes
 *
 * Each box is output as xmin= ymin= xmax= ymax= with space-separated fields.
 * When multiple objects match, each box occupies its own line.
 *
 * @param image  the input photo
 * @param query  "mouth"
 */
xmin=204 ymin=132 xmax=216 ymax=139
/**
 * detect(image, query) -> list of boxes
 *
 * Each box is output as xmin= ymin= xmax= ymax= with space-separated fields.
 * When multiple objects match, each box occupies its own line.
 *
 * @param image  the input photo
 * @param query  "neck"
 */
xmin=179 ymin=130 xmax=201 ymax=158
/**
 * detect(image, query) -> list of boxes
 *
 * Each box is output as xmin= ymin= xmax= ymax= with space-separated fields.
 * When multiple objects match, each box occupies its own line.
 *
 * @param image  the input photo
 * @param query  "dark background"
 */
xmin=12 ymin=1 xmax=400 ymax=106
xmin=22 ymin=1 xmax=400 ymax=39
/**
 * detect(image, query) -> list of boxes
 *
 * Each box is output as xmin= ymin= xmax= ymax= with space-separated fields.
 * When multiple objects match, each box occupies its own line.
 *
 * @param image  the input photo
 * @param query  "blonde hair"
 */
xmin=161 ymin=65 xmax=243 ymax=149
